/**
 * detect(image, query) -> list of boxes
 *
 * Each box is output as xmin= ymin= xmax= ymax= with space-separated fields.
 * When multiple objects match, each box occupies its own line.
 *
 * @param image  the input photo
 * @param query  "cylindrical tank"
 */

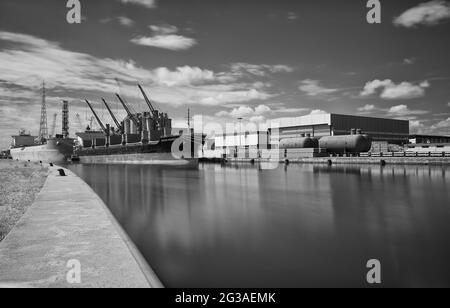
xmin=319 ymin=135 xmax=372 ymax=153
xmin=279 ymin=137 xmax=319 ymax=149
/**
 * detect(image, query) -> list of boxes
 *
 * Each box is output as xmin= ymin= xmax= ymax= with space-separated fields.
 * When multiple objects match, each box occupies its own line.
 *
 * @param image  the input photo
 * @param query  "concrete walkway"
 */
xmin=0 ymin=167 xmax=163 ymax=288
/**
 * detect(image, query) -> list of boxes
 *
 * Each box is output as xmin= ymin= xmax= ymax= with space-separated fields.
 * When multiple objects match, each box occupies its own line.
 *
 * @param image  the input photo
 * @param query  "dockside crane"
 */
xmin=85 ymin=100 xmax=107 ymax=134
xmin=115 ymin=94 xmax=140 ymax=127
xmin=138 ymin=84 xmax=157 ymax=114
xmin=102 ymin=98 xmax=123 ymax=133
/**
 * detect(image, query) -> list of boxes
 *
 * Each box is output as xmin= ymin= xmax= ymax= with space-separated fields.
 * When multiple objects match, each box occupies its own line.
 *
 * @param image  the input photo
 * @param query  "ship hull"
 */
xmin=74 ymin=136 xmax=198 ymax=166
xmin=10 ymin=139 xmax=74 ymax=163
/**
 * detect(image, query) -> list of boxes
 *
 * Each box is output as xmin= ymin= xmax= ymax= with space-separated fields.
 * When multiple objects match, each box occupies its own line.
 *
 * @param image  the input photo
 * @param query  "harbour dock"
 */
xmin=0 ymin=166 xmax=162 ymax=288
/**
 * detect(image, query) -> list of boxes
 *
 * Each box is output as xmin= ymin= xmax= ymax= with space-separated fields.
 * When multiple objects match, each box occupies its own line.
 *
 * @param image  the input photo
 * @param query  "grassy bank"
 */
xmin=0 ymin=160 xmax=48 ymax=241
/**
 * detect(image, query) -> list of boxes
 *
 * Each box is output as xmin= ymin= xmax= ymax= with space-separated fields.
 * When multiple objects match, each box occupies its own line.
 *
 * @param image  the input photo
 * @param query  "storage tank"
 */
xmin=319 ymin=135 xmax=372 ymax=153
xmin=279 ymin=137 xmax=319 ymax=149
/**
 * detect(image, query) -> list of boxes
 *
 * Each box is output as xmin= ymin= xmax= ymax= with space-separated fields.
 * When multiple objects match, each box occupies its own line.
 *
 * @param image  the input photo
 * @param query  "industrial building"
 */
xmin=273 ymin=113 xmax=409 ymax=143
xmin=409 ymin=134 xmax=450 ymax=144
xmin=213 ymin=113 xmax=410 ymax=151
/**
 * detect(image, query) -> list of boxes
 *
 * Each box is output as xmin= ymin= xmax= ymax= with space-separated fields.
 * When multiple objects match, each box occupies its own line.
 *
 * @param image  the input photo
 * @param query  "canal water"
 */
xmin=67 ymin=163 xmax=450 ymax=287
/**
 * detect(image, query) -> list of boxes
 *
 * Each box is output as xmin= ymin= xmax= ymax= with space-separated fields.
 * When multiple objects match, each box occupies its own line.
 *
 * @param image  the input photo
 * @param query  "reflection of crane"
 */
xmin=49 ymin=113 xmax=58 ymax=137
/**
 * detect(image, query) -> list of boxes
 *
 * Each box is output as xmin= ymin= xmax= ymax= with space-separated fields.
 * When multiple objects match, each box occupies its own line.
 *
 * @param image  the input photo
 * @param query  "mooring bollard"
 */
xmin=57 ymin=169 xmax=67 ymax=177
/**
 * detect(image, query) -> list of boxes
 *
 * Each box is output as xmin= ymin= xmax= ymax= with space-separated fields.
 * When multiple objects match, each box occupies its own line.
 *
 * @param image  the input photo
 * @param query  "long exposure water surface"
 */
xmin=67 ymin=163 xmax=450 ymax=287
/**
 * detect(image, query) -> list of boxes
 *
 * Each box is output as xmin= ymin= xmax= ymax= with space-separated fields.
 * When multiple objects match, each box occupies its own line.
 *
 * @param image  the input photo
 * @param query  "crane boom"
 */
xmin=138 ymin=84 xmax=156 ymax=113
xmin=115 ymin=94 xmax=139 ymax=127
xmin=85 ymin=100 xmax=107 ymax=133
xmin=102 ymin=98 xmax=123 ymax=132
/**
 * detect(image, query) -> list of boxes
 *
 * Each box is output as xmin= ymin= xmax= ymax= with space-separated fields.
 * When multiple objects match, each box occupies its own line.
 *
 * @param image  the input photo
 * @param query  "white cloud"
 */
xmin=201 ymin=89 xmax=273 ymax=106
xmin=361 ymin=79 xmax=430 ymax=100
xmin=215 ymin=104 xmax=292 ymax=120
xmin=287 ymin=12 xmax=299 ymax=21
xmin=119 ymin=0 xmax=156 ymax=9
xmin=410 ymin=120 xmax=426 ymax=134
xmin=358 ymin=104 xmax=376 ymax=112
xmin=0 ymin=31 xmax=274 ymax=107
xmin=394 ymin=0 xmax=450 ymax=28
xmin=403 ymin=57 xmax=416 ymax=65
xmin=298 ymin=79 xmax=337 ymax=97
xmin=309 ymin=109 xmax=328 ymax=115
xmin=432 ymin=117 xmax=450 ymax=129
xmin=388 ymin=104 xmax=429 ymax=116
xmin=149 ymin=24 xmax=178 ymax=35
xmin=131 ymin=35 xmax=197 ymax=51
xmin=230 ymin=63 xmax=294 ymax=77
xmin=117 ymin=16 xmax=135 ymax=27
xmin=131 ymin=23 xmax=197 ymax=51
xmin=152 ymin=66 xmax=217 ymax=87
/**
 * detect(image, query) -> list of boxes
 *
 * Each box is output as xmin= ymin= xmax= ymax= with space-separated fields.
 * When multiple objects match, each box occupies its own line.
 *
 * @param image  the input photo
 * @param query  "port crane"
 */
xmin=138 ymin=84 xmax=158 ymax=114
xmin=85 ymin=100 xmax=108 ymax=134
xmin=115 ymin=94 xmax=140 ymax=128
xmin=102 ymin=98 xmax=123 ymax=133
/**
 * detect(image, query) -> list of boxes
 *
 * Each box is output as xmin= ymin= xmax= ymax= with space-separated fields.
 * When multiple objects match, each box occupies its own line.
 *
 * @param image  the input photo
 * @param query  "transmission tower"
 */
xmin=38 ymin=81 xmax=48 ymax=143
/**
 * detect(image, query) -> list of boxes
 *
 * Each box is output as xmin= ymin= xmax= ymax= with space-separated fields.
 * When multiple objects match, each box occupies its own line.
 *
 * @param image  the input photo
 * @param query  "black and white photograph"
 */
xmin=0 ymin=0 xmax=450 ymax=294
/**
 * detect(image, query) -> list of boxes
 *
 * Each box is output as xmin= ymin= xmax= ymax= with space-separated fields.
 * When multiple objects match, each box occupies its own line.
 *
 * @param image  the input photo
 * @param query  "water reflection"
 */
xmin=68 ymin=163 xmax=450 ymax=287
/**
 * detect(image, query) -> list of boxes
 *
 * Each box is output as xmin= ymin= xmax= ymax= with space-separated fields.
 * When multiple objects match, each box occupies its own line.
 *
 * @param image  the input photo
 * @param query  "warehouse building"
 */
xmin=273 ymin=113 xmax=409 ymax=143
xmin=213 ymin=113 xmax=410 ymax=149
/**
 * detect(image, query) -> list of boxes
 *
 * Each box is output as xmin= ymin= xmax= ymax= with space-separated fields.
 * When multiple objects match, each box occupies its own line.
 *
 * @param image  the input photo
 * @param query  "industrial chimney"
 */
xmin=62 ymin=100 xmax=69 ymax=139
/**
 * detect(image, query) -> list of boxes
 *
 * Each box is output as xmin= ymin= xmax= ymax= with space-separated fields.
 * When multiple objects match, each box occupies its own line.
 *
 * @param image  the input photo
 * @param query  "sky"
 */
xmin=0 ymin=0 xmax=450 ymax=149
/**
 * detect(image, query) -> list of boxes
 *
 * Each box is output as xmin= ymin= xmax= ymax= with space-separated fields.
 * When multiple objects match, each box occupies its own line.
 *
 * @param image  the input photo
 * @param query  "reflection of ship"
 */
xmin=73 ymin=85 xmax=201 ymax=165
xmin=10 ymin=83 xmax=74 ymax=163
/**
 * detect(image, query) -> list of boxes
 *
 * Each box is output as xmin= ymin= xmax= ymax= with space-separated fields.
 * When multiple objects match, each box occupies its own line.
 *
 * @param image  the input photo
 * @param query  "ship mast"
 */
xmin=38 ymin=81 xmax=48 ymax=143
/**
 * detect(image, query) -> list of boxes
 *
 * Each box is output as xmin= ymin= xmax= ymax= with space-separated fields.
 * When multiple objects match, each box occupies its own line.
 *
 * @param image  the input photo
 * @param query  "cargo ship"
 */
xmin=10 ymin=132 xmax=74 ymax=163
xmin=10 ymin=85 xmax=75 ymax=163
xmin=72 ymin=85 xmax=201 ymax=165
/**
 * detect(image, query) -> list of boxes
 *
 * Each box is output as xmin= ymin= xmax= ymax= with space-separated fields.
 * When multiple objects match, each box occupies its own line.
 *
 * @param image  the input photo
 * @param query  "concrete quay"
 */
xmin=0 ymin=167 xmax=162 ymax=288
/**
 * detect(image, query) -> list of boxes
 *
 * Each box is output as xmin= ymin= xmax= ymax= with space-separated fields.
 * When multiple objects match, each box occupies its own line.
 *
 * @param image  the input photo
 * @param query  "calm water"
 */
xmin=67 ymin=163 xmax=450 ymax=287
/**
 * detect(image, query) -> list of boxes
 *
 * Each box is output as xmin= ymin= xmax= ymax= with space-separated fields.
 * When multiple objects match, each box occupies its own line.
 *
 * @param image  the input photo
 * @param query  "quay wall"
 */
xmin=0 ymin=167 xmax=163 ymax=288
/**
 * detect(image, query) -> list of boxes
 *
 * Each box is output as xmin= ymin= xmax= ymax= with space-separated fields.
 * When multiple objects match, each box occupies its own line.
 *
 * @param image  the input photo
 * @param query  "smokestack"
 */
xmin=62 ymin=100 xmax=69 ymax=138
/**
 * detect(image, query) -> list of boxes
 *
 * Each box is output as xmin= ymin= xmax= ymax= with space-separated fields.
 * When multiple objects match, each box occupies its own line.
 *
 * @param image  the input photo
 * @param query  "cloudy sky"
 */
xmin=0 ymin=0 xmax=450 ymax=148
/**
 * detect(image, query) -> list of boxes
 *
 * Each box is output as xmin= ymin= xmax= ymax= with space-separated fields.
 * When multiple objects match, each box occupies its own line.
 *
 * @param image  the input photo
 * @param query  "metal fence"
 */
xmin=360 ymin=152 xmax=450 ymax=158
